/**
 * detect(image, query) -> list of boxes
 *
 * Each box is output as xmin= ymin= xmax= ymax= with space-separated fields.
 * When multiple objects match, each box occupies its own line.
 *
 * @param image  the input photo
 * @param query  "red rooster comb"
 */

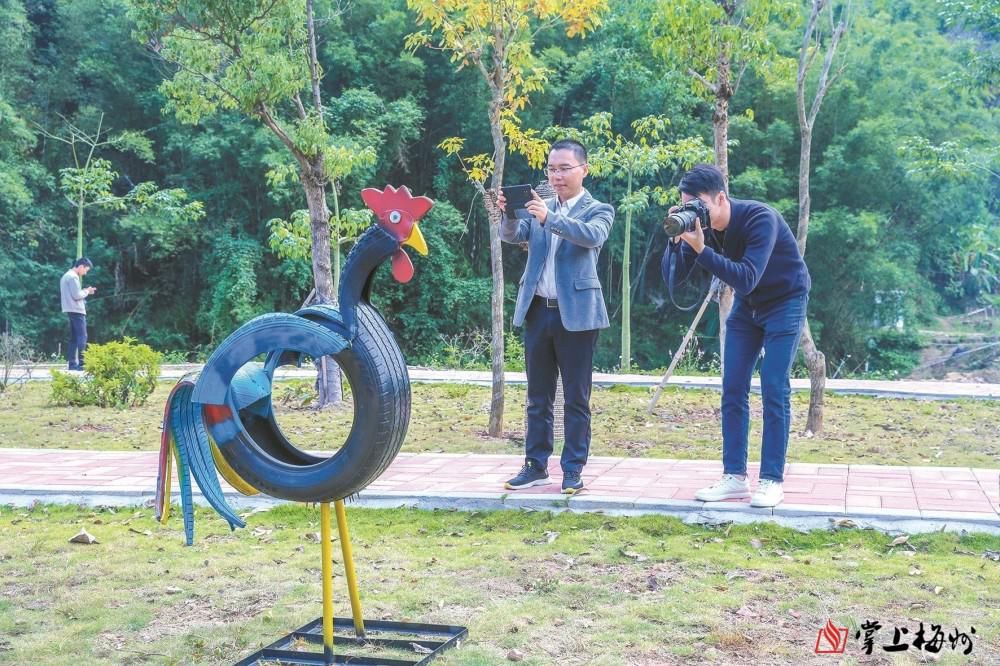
xmin=360 ymin=185 xmax=433 ymax=283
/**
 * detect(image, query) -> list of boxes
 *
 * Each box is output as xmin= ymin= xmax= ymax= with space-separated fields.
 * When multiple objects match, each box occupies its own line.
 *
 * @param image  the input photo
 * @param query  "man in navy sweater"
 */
xmin=661 ymin=164 xmax=810 ymax=507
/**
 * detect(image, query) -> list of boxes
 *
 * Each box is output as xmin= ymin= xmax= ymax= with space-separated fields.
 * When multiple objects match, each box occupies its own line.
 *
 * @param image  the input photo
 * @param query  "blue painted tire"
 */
xmin=212 ymin=303 xmax=410 ymax=502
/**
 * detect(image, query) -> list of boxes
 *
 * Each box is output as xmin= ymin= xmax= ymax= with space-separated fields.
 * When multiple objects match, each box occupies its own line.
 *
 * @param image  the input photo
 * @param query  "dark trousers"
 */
xmin=67 ymin=313 xmax=88 ymax=370
xmin=721 ymin=293 xmax=808 ymax=482
xmin=523 ymin=297 xmax=599 ymax=474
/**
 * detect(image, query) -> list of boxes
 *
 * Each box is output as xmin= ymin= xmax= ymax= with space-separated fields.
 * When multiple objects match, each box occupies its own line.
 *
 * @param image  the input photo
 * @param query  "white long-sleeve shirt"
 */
xmin=535 ymin=190 xmax=584 ymax=299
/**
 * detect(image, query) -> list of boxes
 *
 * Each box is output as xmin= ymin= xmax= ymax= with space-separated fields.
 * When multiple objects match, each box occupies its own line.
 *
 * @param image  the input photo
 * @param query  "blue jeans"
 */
xmin=67 ymin=313 xmax=88 ymax=370
xmin=721 ymin=293 xmax=808 ymax=482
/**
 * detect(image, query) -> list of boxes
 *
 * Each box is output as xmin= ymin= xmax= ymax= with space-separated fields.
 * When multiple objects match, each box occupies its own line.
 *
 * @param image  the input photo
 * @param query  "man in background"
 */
xmin=60 ymin=257 xmax=96 ymax=371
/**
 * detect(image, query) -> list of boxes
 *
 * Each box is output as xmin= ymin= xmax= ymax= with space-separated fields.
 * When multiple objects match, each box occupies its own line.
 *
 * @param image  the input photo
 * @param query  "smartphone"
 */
xmin=501 ymin=184 xmax=534 ymax=219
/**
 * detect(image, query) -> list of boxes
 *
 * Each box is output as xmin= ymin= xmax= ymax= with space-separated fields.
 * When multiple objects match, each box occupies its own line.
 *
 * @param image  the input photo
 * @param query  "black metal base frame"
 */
xmin=233 ymin=616 xmax=468 ymax=666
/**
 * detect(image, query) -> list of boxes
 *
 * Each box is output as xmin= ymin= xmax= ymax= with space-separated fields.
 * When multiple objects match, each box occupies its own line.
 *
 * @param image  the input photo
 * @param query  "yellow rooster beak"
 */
xmin=403 ymin=223 xmax=428 ymax=256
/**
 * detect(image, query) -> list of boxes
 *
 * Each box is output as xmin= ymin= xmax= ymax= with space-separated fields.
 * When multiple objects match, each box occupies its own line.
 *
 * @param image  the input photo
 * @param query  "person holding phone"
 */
xmin=496 ymin=139 xmax=615 ymax=494
xmin=60 ymin=256 xmax=97 ymax=371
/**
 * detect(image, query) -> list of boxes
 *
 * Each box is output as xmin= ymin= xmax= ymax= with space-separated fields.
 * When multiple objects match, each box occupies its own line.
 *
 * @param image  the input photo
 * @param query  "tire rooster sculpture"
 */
xmin=156 ymin=186 xmax=432 ymax=545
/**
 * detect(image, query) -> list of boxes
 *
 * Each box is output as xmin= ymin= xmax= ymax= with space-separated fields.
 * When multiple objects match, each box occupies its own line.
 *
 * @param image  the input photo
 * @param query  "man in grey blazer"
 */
xmin=497 ymin=139 xmax=615 ymax=494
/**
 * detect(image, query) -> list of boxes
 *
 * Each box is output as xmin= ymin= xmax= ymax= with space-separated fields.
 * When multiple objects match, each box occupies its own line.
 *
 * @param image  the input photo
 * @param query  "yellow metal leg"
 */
xmin=334 ymin=499 xmax=366 ymax=638
xmin=320 ymin=502 xmax=335 ymax=662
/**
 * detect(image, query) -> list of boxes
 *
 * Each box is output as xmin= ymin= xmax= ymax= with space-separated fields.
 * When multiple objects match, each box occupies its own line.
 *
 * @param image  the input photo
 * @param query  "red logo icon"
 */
xmin=815 ymin=619 xmax=849 ymax=654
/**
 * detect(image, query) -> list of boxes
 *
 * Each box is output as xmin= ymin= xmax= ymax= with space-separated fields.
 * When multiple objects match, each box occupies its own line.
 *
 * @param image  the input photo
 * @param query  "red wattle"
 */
xmin=391 ymin=250 xmax=414 ymax=283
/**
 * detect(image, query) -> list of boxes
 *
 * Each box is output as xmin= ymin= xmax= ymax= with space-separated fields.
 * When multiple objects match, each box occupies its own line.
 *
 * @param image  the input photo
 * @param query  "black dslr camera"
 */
xmin=663 ymin=199 xmax=710 ymax=237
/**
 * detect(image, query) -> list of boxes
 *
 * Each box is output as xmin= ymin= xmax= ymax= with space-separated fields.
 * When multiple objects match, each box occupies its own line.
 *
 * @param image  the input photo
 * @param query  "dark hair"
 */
xmin=73 ymin=257 xmax=93 ymax=269
xmin=549 ymin=138 xmax=588 ymax=164
xmin=678 ymin=164 xmax=727 ymax=198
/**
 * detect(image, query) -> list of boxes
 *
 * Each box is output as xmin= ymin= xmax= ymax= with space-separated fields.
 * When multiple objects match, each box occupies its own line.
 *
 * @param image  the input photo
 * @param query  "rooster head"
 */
xmin=360 ymin=185 xmax=433 ymax=283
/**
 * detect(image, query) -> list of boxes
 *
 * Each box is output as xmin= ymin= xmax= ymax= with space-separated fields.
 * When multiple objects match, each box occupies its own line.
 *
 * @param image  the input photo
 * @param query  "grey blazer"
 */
xmin=500 ymin=188 xmax=615 ymax=331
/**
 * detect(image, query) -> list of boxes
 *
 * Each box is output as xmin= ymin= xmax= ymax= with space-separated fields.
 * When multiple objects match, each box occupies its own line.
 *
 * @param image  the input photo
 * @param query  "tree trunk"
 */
xmin=799 ymin=319 xmax=825 ymax=434
xmin=331 ymin=182 xmax=342 ymax=298
xmin=795 ymin=0 xmax=848 ymax=434
xmin=796 ymin=123 xmax=824 ymax=433
xmin=714 ymin=49 xmax=734 ymax=371
xmin=621 ymin=172 xmax=633 ymax=371
xmin=302 ymin=158 xmax=343 ymax=408
xmin=486 ymin=96 xmax=507 ymax=437
xmin=76 ymin=194 xmax=85 ymax=259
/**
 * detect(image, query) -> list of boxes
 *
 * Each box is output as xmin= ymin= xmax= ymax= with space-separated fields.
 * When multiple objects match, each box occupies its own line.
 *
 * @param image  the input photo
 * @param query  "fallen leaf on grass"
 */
xmin=909 ymin=567 xmax=922 ymax=576
xmin=933 ymin=586 xmax=944 ymax=595
xmin=69 ymin=528 xmax=98 ymax=544
xmin=128 ymin=527 xmax=152 ymax=536
xmin=830 ymin=518 xmax=858 ymax=530
xmin=523 ymin=531 xmax=560 ymax=545
xmin=619 ymin=548 xmax=648 ymax=562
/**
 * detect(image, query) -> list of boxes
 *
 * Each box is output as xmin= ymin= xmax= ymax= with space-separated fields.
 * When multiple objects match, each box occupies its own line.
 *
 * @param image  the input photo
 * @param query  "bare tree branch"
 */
xmin=688 ymin=68 xmax=719 ymax=95
xmin=257 ymin=103 xmax=305 ymax=165
xmin=306 ymin=0 xmax=323 ymax=115
xmin=293 ymin=92 xmax=308 ymax=120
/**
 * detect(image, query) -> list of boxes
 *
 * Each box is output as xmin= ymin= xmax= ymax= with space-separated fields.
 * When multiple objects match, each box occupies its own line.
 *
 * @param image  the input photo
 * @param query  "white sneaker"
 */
xmin=694 ymin=474 xmax=751 ymax=502
xmin=751 ymin=480 xmax=784 ymax=507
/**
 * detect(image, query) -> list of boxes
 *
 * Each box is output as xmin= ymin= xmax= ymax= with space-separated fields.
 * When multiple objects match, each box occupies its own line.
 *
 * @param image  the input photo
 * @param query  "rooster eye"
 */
xmin=389 ymin=211 xmax=402 ymax=224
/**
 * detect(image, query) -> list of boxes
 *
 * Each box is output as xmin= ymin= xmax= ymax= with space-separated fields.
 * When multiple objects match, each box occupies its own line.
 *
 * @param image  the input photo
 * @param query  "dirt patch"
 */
xmin=71 ymin=422 xmax=114 ymax=432
xmin=2 ymin=583 xmax=51 ymax=611
xmin=137 ymin=588 xmax=276 ymax=642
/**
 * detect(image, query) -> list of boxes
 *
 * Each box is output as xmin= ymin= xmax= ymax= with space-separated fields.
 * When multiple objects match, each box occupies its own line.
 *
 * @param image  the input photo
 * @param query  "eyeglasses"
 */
xmin=544 ymin=164 xmax=586 ymax=176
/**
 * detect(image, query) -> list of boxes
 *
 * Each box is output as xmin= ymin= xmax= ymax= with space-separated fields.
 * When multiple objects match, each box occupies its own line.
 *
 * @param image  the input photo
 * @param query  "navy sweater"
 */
xmin=661 ymin=197 xmax=810 ymax=310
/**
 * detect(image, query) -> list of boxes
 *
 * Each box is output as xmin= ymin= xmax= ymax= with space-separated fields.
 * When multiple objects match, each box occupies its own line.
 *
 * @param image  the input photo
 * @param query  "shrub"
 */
xmin=865 ymin=329 xmax=924 ymax=378
xmin=50 ymin=338 xmax=162 ymax=408
xmin=0 ymin=332 xmax=34 ymax=393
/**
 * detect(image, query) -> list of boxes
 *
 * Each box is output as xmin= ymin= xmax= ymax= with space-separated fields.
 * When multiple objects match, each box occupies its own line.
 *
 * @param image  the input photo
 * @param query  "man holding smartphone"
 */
xmin=497 ymin=139 xmax=615 ymax=494
xmin=60 ymin=257 xmax=97 ymax=371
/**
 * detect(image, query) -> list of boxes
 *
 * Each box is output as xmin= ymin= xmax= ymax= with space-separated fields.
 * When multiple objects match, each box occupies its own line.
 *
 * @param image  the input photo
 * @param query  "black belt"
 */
xmin=533 ymin=296 xmax=558 ymax=308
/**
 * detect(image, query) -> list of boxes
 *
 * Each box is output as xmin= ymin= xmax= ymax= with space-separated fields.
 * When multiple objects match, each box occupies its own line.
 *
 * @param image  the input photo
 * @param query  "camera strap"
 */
xmin=666 ymin=240 xmax=711 ymax=312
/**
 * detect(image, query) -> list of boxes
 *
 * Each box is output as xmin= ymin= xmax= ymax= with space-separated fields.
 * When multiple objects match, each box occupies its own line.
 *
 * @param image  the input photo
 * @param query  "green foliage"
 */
xmin=865 ymin=329 xmax=925 ymax=378
xmin=0 ymin=0 xmax=994 ymax=384
xmin=50 ymin=338 xmax=162 ymax=408
xmin=649 ymin=0 xmax=798 ymax=98
xmin=197 ymin=237 xmax=264 ymax=341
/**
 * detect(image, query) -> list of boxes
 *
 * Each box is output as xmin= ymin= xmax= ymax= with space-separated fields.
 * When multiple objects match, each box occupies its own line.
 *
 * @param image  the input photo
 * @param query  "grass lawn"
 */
xmin=1 ymin=380 xmax=998 ymax=468
xmin=1 ymin=503 xmax=997 ymax=665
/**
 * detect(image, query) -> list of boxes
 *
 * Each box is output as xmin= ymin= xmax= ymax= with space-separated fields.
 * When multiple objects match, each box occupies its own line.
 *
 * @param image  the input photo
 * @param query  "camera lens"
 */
xmin=664 ymin=209 xmax=698 ymax=237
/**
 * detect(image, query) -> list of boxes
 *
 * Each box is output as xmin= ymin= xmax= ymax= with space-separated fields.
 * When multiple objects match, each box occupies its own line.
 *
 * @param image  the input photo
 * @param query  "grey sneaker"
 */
xmin=504 ymin=460 xmax=550 ymax=490
xmin=561 ymin=471 xmax=584 ymax=494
